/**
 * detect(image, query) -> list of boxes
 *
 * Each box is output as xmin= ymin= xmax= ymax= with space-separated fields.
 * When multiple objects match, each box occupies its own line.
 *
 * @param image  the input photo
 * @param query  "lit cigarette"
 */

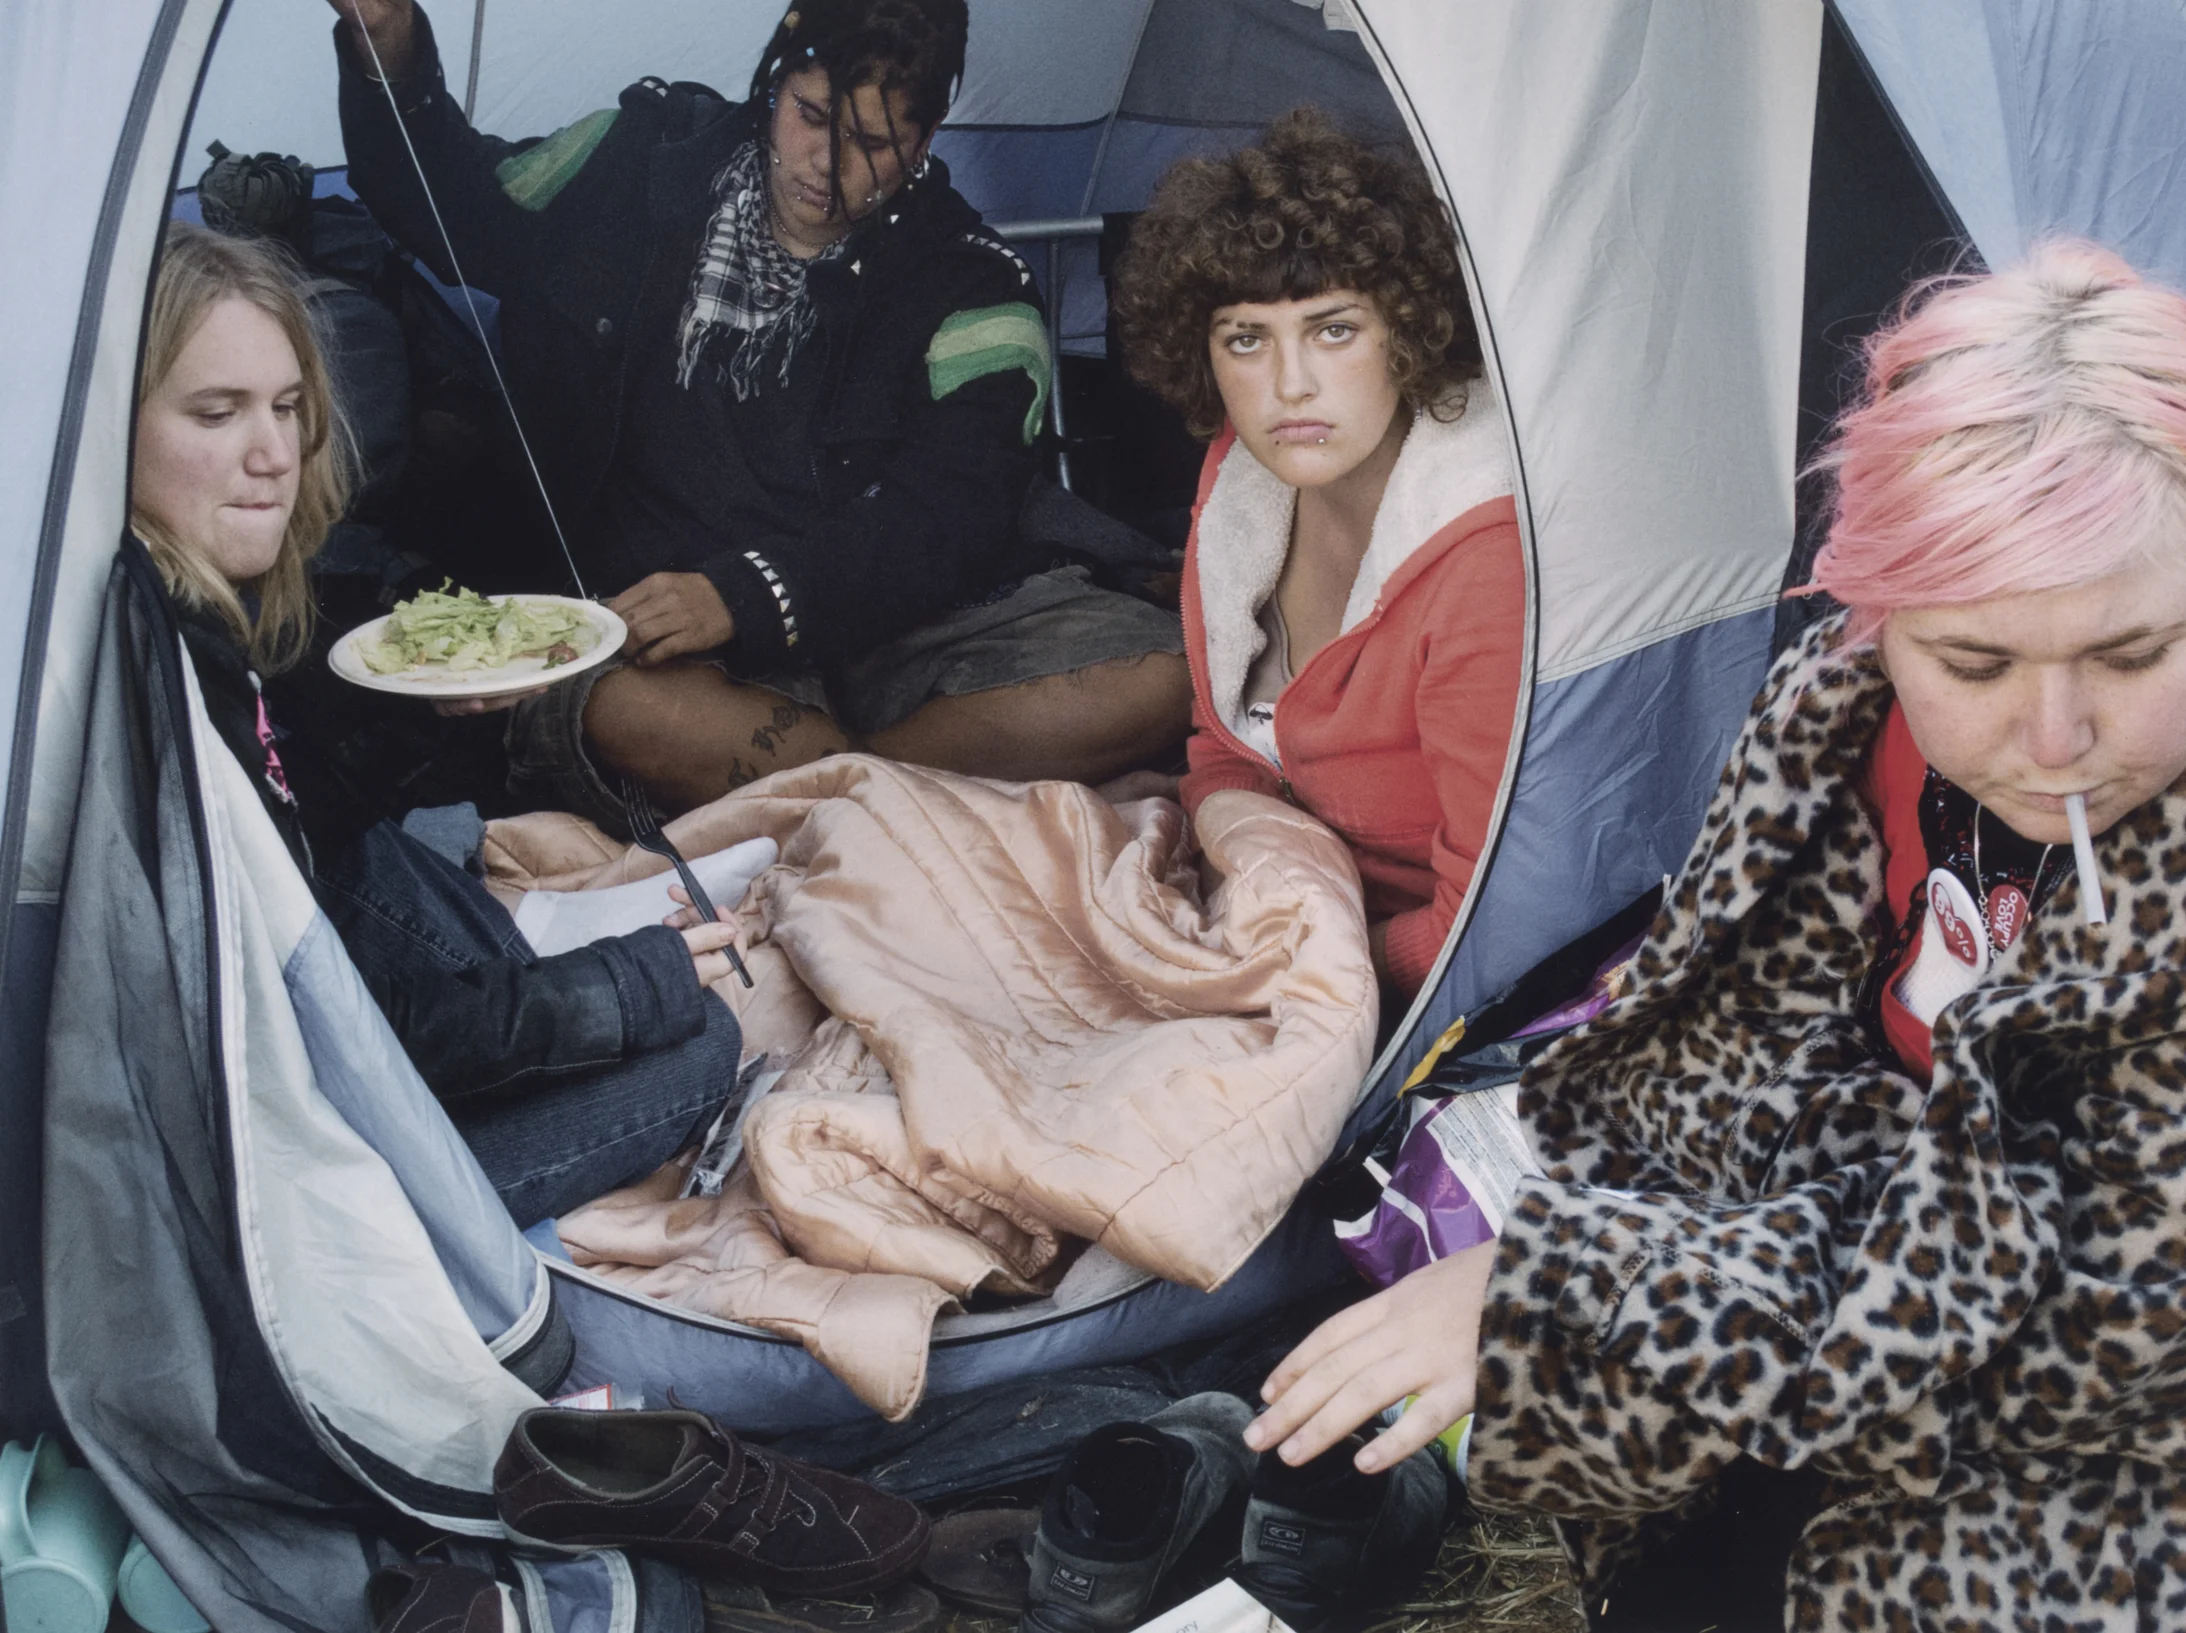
xmin=2064 ymin=793 xmax=2108 ymax=926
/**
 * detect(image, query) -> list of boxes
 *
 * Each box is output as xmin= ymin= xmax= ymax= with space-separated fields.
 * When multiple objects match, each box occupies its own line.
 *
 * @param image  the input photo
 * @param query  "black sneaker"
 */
xmin=1018 ymin=1393 xmax=1257 ymax=1633
xmin=1235 ymin=1436 xmax=1446 ymax=1632
xmin=365 ymin=1563 xmax=517 ymax=1633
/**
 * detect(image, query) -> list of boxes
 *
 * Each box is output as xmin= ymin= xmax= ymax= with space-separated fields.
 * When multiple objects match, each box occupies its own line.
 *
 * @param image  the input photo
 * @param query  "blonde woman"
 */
xmin=134 ymin=221 xmax=743 ymax=1226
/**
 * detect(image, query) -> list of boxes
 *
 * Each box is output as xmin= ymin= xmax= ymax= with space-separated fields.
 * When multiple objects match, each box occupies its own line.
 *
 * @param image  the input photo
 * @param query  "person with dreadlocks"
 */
xmin=327 ymin=0 xmax=1190 ymax=829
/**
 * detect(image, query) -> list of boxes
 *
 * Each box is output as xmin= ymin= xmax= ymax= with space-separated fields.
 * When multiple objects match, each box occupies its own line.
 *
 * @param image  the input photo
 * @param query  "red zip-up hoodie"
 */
xmin=1178 ymin=395 xmax=1527 ymax=996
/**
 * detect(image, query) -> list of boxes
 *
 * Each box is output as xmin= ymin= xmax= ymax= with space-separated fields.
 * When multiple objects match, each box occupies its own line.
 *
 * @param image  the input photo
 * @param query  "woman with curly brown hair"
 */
xmin=1113 ymin=108 xmax=1525 ymax=998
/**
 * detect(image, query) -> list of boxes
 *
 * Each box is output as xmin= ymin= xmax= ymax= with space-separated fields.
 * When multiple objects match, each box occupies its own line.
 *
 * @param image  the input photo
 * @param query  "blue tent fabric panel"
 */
xmin=931 ymin=126 xmax=1110 ymax=225
xmin=934 ymin=0 xmax=1409 ymax=353
xmin=1363 ymin=609 xmax=1774 ymax=1122
xmin=545 ymin=1204 xmax=1349 ymax=1434
xmin=1835 ymin=0 xmax=2186 ymax=291
xmin=1115 ymin=0 xmax=1406 ymax=138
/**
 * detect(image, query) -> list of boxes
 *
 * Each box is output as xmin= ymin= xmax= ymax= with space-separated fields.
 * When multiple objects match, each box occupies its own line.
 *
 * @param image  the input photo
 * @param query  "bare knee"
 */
xmin=1095 ymin=651 xmax=1192 ymax=738
xmin=1051 ymin=652 xmax=1192 ymax=759
xmin=582 ymin=665 xmax=709 ymax=777
xmin=871 ymin=650 xmax=1192 ymax=784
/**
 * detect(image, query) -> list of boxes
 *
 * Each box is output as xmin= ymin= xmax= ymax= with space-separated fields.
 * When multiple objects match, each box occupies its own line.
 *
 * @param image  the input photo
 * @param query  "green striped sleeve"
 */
xmin=495 ymin=108 xmax=619 ymax=212
xmin=926 ymin=302 xmax=1052 ymax=444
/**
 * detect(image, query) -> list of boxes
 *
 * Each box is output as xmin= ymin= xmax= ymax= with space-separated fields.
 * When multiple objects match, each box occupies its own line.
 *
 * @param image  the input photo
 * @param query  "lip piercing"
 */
xmin=1315 ymin=436 xmax=1327 ymax=444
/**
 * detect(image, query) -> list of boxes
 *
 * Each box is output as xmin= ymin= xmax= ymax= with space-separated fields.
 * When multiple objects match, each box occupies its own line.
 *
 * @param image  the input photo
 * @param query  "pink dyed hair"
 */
xmin=1802 ymin=239 xmax=2186 ymax=645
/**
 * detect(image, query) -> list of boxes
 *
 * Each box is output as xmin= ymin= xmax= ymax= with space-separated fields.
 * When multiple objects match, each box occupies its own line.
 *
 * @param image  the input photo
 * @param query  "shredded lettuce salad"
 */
xmin=359 ymin=583 xmax=598 ymax=675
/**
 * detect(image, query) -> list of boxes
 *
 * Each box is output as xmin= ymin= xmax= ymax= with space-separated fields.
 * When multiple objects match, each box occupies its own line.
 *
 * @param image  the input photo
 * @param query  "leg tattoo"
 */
xmin=749 ymin=702 xmax=810 ymax=756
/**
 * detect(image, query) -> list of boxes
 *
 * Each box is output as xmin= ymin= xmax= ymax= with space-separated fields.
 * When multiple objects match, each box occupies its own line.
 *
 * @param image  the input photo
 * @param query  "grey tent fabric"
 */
xmin=1115 ymin=0 xmax=1405 ymax=137
xmin=43 ymin=546 xmax=687 ymax=1633
xmin=46 ymin=548 xmax=414 ymax=1633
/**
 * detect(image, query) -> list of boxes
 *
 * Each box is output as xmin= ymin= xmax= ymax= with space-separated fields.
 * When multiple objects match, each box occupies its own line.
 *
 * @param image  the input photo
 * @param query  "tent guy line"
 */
xmin=352 ymin=11 xmax=590 ymax=600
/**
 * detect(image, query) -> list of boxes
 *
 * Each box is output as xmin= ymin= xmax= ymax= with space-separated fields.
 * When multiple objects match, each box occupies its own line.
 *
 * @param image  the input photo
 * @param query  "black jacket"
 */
xmin=174 ymin=594 xmax=709 ymax=1102
xmin=336 ymin=9 xmax=1048 ymax=672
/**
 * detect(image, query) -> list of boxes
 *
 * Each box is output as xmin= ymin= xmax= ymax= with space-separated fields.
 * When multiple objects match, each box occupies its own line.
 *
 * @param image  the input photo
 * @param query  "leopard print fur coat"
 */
xmin=1468 ymin=614 xmax=2186 ymax=1630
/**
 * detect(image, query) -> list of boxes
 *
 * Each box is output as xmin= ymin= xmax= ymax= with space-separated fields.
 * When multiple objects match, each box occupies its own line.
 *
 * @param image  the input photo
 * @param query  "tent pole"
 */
xmin=1047 ymin=238 xmax=1071 ymax=489
xmin=995 ymin=219 xmax=1105 ymax=492
xmin=463 ymin=0 xmax=487 ymax=120
xmin=1037 ymin=0 xmax=1155 ymax=494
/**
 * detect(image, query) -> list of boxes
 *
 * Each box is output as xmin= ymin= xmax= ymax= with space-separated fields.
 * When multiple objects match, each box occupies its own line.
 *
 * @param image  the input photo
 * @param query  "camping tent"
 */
xmin=6 ymin=1 xmax=2186 ymax=1629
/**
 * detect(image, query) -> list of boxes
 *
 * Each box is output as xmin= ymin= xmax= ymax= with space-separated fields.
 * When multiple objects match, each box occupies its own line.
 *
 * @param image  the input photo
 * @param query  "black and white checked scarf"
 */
xmin=675 ymin=139 xmax=847 ymax=398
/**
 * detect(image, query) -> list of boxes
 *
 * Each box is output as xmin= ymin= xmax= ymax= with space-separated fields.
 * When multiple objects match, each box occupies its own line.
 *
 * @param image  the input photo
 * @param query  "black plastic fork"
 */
xmin=622 ymin=777 xmax=753 ymax=988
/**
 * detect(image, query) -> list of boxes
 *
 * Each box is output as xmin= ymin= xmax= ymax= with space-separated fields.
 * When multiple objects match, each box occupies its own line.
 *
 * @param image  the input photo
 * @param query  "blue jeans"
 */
xmin=317 ymin=821 xmax=740 ymax=1227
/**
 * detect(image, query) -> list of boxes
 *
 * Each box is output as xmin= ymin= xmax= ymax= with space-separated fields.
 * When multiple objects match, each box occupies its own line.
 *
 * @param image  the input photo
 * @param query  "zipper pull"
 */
xmin=1278 ymin=776 xmax=1296 ymax=804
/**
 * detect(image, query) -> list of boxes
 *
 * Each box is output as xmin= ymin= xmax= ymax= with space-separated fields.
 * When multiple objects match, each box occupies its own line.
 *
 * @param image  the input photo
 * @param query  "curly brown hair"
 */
xmin=1112 ymin=107 xmax=1481 ymax=438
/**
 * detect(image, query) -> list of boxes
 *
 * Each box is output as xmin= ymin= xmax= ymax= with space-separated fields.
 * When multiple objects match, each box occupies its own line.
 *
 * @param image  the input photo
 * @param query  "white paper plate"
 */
xmin=327 ymin=595 xmax=627 ymax=699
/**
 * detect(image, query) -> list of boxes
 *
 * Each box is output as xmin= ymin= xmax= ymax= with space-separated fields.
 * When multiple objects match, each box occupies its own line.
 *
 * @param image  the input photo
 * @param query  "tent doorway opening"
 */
xmin=125 ymin=0 xmax=1486 ymax=1434
xmin=24 ymin=1 xmax=2054 ymax=1624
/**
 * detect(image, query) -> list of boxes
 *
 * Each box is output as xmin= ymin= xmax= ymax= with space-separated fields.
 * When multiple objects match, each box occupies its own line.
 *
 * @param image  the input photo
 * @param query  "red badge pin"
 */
xmin=1985 ymin=883 xmax=2029 ymax=950
xmin=1930 ymin=878 xmax=1981 ymax=966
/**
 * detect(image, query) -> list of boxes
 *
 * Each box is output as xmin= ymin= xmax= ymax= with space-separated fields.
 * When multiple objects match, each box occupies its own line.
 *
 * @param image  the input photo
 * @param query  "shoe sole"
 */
xmin=701 ymin=1582 xmax=943 ymax=1633
xmin=499 ymin=1519 xmax=930 ymax=1596
xmin=917 ymin=1508 xmax=1039 ymax=1617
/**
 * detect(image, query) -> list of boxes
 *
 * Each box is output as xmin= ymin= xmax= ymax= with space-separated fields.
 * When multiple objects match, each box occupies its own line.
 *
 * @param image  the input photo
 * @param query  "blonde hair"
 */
xmin=135 ymin=220 xmax=350 ymax=673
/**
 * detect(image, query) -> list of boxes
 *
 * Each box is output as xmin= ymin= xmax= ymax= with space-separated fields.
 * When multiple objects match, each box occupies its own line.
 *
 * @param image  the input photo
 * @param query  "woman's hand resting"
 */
xmin=665 ymin=883 xmax=751 ymax=987
xmin=678 ymin=917 xmax=747 ymax=988
xmin=1245 ymin=1238 xmax=1498 ymax=1473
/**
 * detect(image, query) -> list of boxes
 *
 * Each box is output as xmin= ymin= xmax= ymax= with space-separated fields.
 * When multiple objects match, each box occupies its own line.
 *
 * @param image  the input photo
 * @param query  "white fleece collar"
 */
xmin=1195 ymin=374 xmax=1513 ymax=751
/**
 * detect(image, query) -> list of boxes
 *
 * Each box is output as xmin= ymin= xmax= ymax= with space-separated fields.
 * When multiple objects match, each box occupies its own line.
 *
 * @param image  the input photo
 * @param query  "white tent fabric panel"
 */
xmin=18 ymin=0 xmax=233 ymax=901
xmin=0 ymin=0 xmax=174 ymax=887
xmin=1835 ymin=0 xmax=2186 ymax=291
xmin=476 ymin=0 xmax=1149 ymax=134
xmin=184 ymin=0 xmax=345 ymax=174
xmin=1355 ymin=0 xmax=1820 ymax=682
xmin=182 ymin=0 xmax=777 ymax=173
xmin=465 ymin=0 xmax=777 ymax=148
xmin=185 ymin=0 xmax=1157 ymax=176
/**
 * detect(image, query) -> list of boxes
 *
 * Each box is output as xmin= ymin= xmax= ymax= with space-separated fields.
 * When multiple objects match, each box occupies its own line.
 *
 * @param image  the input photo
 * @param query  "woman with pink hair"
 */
xmin=1240 ymin=241 xmax=2186 ymax=1630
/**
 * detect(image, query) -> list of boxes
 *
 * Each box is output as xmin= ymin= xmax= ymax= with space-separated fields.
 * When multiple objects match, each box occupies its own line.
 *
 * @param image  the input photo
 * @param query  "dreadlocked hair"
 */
xmin=749 ymin=0 xmax=968 ymax=141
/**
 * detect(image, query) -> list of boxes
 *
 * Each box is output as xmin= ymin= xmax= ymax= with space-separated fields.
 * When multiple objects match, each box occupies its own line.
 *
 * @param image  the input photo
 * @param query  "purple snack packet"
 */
xmin=1509 ymin=932 xmax=1646 ymax=1039
xmin=1335 ymin=1096 xmax=1504 ymax=1288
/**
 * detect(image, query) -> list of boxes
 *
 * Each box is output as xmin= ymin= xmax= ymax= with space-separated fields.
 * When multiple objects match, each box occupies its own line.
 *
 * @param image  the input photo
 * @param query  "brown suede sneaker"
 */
xmin=495 ymin=1408 xmax=931 ymax=1595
